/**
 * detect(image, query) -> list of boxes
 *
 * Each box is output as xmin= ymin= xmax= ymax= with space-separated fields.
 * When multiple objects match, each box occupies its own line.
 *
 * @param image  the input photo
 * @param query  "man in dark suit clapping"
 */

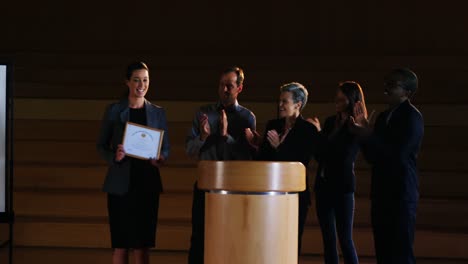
xmin=350 ymin=68 xmax=424 ymax=264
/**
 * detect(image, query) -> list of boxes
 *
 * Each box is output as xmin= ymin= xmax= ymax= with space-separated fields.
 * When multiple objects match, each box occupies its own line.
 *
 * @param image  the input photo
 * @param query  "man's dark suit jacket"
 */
xmin=362 ymin=99 xmax=424 ymax=202
xmin=96 ymin=99 xmax=170 ymax=195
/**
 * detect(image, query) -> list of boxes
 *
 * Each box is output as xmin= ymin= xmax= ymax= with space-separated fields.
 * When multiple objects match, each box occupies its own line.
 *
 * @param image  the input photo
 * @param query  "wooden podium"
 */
xmin=198 ymin=161 xmax=306 ymax=264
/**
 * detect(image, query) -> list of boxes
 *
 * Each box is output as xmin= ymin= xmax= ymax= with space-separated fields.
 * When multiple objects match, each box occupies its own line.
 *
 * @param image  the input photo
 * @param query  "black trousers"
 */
xmin=315 ymin=192 xmax=359 ymax=264
xmin=298 ymin=191 xmax=310 ymax=255
xmin=188 ymin=183 xmax=205 ymax=264
xmin=371 ymin=200 xmax=417 ymax=264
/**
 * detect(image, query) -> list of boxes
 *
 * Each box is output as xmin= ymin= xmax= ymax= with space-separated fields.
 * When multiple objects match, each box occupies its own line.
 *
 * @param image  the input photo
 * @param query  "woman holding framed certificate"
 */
xmin=97 ymin=62 xmax=170 ymax=264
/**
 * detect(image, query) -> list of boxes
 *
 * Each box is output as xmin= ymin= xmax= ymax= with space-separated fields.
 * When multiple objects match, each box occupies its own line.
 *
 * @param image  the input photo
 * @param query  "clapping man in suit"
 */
xmin=350 ymin=68 xmax=424 ymax=264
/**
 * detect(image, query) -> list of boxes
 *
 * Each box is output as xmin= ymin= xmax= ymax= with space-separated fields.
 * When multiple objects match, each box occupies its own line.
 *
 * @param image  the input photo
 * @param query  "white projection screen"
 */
xmin=0 ymin=62 xmax=12 ymax=221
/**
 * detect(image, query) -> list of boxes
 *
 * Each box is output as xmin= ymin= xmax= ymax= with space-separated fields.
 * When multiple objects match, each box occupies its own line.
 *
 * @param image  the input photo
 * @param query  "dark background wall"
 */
xmin=1 ymin=0 xmax=468 ymax=103
xmin=1 ymin=1 xmax=468 ymax=263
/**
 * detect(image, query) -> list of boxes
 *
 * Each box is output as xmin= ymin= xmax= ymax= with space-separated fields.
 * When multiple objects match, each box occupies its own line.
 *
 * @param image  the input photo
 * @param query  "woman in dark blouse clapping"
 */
xmin=314 ymin=81 xmax=367 ymax=264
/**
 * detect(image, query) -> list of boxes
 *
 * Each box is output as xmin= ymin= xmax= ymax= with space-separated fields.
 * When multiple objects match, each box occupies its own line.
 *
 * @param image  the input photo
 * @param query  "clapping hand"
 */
xmin=199 ymin=113 xmax=211 ymax=141
xmin=267 ymin=129 xmax=289 ymax=149
xmin=349 ymin=101 xmax=373 ymax=137
xmin=219 ymin=109 xmax=228 ymax=137
xmin=245 ymin=128 xmax=261 ymax=148
xmin=306 ymin=117 xmax=321 ymax=132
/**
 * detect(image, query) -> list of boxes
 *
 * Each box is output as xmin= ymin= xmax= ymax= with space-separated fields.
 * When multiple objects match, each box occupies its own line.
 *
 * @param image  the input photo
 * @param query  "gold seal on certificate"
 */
xmin=122 ymin=122 xmax=164 ymax=160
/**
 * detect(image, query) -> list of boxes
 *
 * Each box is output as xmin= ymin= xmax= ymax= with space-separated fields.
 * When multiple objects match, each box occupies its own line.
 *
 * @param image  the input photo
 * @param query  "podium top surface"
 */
xmin=197 ymin=161 xmax=306 ymax=192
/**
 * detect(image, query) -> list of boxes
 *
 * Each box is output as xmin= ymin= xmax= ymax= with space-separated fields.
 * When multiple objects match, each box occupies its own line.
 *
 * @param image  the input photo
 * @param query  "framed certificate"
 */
xmin=122 ymin=122 xmax=164 ymax=160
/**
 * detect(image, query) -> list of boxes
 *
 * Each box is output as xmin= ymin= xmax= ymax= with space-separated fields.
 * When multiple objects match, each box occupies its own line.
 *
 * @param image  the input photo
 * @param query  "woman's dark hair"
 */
xmin=338 ymin=81 xmax=365 ymax=116
xmin=126 ymin=61 xmax=149 ymax=80
xmin=122 ymin=62 xmax=149 ymax=98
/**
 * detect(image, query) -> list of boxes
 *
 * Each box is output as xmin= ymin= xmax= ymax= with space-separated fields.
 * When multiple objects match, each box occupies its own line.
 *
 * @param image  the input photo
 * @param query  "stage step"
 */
xmin=13 ymin=190 xmax=468 ymax=232
xmin=14 ymin=165 xmax=468 ymax=199
xmin=3 ymin=246 xmax=467 ymax=264
xmin=13 ymin=99 xmax=468 ymax=128
xmin=14 ymin=119 xmax=468 ymax=151
xmin=11 ymin=219 xmax=468 ymax=259
xmin=7 ymin=52 xmax=468 ymax=104
xmin=13 ymin=141 xmax=468 ymax=171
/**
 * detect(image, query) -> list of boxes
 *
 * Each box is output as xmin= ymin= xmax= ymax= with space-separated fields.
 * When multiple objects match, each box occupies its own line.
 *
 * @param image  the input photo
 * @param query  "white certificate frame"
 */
xmin=122 ymin=122 xmax=164 ymax=160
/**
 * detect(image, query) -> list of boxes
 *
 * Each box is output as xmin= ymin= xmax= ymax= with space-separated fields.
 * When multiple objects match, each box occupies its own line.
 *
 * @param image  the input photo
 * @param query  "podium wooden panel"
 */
xmin=198 ymin=161 xmax=306 ymax=264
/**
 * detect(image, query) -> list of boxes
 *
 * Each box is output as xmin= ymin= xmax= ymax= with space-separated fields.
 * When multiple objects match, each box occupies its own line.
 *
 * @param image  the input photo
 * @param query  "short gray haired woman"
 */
xmin=248 ymin=82 xmax=321 ymax=255
xmin=279 ymin=82 xmax=309 ymax=111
